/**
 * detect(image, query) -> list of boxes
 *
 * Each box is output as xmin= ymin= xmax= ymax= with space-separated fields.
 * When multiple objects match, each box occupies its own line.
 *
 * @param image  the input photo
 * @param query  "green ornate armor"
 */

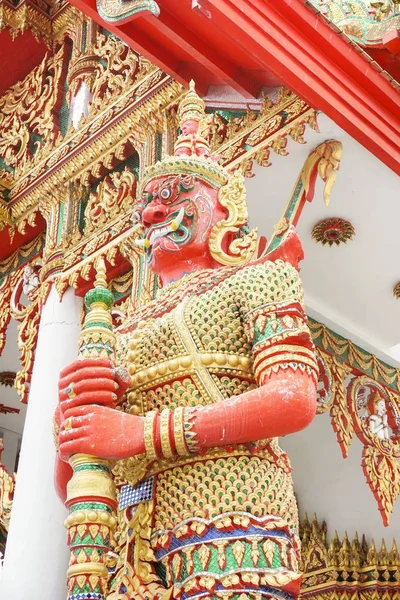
xmin=108 ymin=256 xmax=318 ymax=600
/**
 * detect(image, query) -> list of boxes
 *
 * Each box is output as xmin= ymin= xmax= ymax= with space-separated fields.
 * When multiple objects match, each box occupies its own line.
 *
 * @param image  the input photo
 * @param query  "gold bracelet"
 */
xmin=183 ymin=407 xmax=199 ymax=454
xmin=144 ymin=411 xmax=158 ymax=462
xmin=173 ymin=407 xmax=189 ymax=457
xmin=160 ymin=409 xmax=174 ymax=459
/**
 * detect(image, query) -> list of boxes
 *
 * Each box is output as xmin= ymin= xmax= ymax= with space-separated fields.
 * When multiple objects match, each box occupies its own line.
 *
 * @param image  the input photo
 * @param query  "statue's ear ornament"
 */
xmin=209 ymin=170 xmax=258 ymax=267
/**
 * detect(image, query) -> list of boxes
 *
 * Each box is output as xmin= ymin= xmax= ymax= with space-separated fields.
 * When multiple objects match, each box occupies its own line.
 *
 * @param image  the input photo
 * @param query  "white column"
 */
xmin=0 ymin=286 xmax=82 ymax=599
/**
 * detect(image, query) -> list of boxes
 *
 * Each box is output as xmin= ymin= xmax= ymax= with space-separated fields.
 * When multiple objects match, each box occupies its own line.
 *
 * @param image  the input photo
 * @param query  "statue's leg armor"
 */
xmin=152 ymin=454 xmax=302 ymax=600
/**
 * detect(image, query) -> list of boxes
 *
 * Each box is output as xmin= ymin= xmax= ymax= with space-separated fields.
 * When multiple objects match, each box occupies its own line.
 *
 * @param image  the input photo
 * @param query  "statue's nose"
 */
xmin=142 ymin=203 xmax=169 ymax=227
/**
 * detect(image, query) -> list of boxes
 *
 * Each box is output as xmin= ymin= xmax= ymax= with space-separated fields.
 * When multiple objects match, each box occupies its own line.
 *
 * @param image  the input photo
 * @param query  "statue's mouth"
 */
xmin=135 ymin=207 xmax=185 ymax=249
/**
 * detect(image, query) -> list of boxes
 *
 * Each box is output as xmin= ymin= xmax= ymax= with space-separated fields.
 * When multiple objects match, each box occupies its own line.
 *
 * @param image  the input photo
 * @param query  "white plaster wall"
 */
xmin=281 ymin=411 xmax=400 ymax=544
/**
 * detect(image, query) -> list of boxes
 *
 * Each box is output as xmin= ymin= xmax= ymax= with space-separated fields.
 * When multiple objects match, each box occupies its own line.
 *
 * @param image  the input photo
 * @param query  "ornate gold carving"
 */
xmin=84 ymin=168 xmax=137 ymax=235
xmin=310 ymin=319 xmax=400 ymax=392
xmin=0 ymin=276 xmax=14 ymax=357
xmin=207 ymin=90 xmax=318 ymax=176
xmin=0 ymin=46 xmax=67 ymax=172
xmin=311 ymin=320 xmax=400 ymax=526
xmin=89 ymin=33 xmax=141 ymax=112
xmin=0 ymin=199 xmax=11 ymax=232
xmin=9 ymin=74 xmax=181 ymax=232
xmin=0 ymin=0 xmax=74 ymax=43
xmin=108 ymin=498 xmax=166 ymax=600
xmin=0 ymin=235 xmax=43 ymax=359
xmin=302 ymin=140 xmax=343 ymax=206
xmin=301 ymin=514 xmax=400 ymax=598
xmin=143 ymin=410 xmax=158 ymax=462
xmin=327 ymin=355 xmax=354 ymax=458
xmin=346 ymin=376 xmax=400 ymax=525
xmin=160 ymin=408 xmax=174 ymax=459
xmin=14 ymin=292 xmax=42 ymax=404
xmin=0 ymin=463 xmax=14 ymax=538
xmin=209 ymin=170 xmax=258 ymax=266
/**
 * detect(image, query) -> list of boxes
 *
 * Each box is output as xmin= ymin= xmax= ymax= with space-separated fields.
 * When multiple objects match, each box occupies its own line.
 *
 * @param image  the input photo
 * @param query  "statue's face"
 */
xmin=376 ymin=399 xmax=387 ymax=417
xmin=139 ymin=174 xmax=226 ymax=275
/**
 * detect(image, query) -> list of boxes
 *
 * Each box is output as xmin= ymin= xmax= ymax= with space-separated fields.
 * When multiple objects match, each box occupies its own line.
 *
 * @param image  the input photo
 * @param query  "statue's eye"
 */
xmin=160 ymin=187 xmax=171 ymax=200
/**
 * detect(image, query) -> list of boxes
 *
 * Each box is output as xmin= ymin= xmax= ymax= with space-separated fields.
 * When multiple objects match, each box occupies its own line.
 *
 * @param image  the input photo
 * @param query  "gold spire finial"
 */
xmin=174 ymin=81 xmax=210 ymax=158
xmin=94 ymin=257 xmax=108 ymax=289
xmin=177 ymin=80 xmax=206 ymax=129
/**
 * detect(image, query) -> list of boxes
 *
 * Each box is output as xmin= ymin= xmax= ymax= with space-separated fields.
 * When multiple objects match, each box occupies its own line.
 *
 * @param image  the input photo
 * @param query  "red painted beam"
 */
xmin=148 ymin=8 xmax=262 ymax=98
xmin=65 ymin=0 xmax=400 ymax=174
xmin=204 ymin=0 xmax=400 ymax=175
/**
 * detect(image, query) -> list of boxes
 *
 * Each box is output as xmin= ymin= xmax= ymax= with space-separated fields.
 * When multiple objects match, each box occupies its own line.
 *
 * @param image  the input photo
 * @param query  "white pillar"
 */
xmin=0 ymin=286 xmax=82 ymax=598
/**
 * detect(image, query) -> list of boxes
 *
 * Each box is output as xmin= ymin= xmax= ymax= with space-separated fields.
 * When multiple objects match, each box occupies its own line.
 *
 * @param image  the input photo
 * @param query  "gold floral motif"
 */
xmin=209 ymin=170 xmax=258 ymax=266
xmin=0 ymin=46 xmax=67 ymax=171
xmin=84 ymin=168 xmax=137 ymax=235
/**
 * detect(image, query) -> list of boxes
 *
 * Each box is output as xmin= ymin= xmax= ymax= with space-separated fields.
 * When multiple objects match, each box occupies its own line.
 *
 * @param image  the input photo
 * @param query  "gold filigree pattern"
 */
xmin=209 ymin=170 xmax=258 ymax=266
xmin=84 ymin=168 xmax=137 ymax=235
xmin=0 ymin=45 xmax=67 ymax=172
xmin=301 ymin=514 xmax=400 ymax=600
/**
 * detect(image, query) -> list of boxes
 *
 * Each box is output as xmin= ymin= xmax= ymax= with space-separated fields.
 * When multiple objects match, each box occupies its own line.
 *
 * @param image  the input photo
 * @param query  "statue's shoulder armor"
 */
xmin=228 ymin=227 xmax=305 ymax=313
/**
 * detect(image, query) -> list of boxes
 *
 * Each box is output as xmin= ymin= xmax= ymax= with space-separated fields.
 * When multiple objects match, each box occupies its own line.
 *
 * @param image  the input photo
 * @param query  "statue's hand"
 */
xmin=58 ymin=405 xmax=145 ymax=462
xmin=58 ymin=358 xmax=131 ymax=418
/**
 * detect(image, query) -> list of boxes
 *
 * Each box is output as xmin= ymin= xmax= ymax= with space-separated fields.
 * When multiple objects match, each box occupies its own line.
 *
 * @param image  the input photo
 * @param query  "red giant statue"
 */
xmin=55 ymin=82 xmax=318 ymax=600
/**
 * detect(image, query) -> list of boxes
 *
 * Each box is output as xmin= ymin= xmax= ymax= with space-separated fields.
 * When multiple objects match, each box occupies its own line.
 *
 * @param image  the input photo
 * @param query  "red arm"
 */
xmin=55 ymin=358 xmax=131 ymax=496
xmin=194 ymin=370 xmax=316 ymax=449
xmin=187 ymin=255 xmax=318 ymax=450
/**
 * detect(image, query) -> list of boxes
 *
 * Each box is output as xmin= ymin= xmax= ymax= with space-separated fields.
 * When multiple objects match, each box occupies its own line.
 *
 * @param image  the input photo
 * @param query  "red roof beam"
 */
xmin=204 ymin=0 xmax=400 ymax=175
xmin=146 ymin=7 xmax=263 ymax=98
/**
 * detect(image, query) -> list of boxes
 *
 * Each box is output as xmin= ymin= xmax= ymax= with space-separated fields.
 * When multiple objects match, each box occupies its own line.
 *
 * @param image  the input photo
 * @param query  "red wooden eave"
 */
xmin=65 ymin=0 xmax=400 ymax=177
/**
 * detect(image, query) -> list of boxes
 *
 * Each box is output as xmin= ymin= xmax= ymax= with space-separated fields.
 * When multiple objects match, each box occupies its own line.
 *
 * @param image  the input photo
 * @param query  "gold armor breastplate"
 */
xmin=124 ymin=279 xmax=257 ymax=416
